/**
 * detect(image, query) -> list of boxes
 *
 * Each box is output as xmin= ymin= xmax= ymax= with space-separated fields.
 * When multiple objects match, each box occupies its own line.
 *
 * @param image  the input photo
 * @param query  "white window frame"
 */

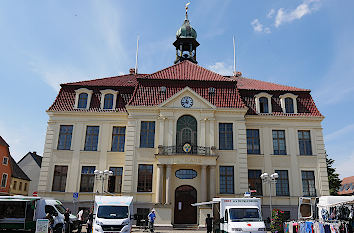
xmin=2 ymin=157 xmax=8 ymax=165
xmin=74 ymin=88 xmax=93 ymax=110
xmin=254 ymin=92 xmax=272 ymax=114
xmin=1 ymin=173 xmax=8 ymax=188
xmin=100 ymin=89 xmax=119 ymax=110
xmin=279 ymin=93 xmax=298 ymax=114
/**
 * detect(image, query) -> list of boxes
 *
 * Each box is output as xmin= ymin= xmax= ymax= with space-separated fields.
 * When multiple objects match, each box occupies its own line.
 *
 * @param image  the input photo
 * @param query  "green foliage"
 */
xmin=270 ymin=208 xmax=285 ymax=233
xmin=326 ymin=155 xmax=342 ymax=195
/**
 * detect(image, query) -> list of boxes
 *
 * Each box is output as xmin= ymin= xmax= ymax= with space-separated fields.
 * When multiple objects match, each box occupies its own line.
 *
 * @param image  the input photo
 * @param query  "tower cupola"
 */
xmin=173 ymin=3 xmax=200 ymax=64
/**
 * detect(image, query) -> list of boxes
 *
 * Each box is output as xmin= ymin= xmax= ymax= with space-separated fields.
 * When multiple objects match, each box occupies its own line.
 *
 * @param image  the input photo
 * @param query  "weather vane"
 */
xmin=185 ymin=1 xmax=191 ymax=19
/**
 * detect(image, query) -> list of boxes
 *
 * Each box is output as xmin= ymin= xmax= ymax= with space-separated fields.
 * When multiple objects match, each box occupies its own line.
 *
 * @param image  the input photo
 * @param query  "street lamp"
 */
xmin=94 ymin=169 xmax=113 ymax=193
xmin=260 ymin=172 xmax=278 ymax=222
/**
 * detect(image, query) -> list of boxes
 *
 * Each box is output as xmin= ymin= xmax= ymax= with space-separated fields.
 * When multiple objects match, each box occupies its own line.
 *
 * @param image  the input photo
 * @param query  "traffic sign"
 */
xmin=33 ymin=191 xmax=38 ymax=197
xmin=73 ymin=192 xmax=79 ymax=199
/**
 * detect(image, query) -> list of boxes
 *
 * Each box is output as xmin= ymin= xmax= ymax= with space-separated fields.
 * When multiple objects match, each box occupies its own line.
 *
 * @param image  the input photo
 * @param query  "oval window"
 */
xmin=175 ymin=169 xmax=197 ymax=179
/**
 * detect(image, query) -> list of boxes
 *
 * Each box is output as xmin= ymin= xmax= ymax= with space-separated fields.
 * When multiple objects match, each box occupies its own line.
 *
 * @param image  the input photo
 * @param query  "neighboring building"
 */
xmin=18 ymin=151 xmax=42 ymax=195
xmin=0 ymin=136 xmax=12 ymax=195
xmin=338 ymin=176 xmax=354 ymax=195
xmin=9 ymin=156 xmax=31 ymax=196
xmin=38 ymin=9 xmax=329 ymax=226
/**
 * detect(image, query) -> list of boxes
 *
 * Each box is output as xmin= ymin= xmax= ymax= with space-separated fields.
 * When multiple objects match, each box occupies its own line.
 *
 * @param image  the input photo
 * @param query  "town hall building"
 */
xmin=38 ymin=8 xmax=329 ymax=227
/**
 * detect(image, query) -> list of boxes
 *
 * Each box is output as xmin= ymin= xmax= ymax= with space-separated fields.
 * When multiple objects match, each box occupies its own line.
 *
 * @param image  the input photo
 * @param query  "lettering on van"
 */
xmin=223 ymin=200 xmax=258 ymax=203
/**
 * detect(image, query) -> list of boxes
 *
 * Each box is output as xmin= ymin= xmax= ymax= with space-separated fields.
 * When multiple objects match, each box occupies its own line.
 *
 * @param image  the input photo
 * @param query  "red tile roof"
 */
xmin=234 ymin=76 xmax=310 ymax=91
xmin=128 ymin=81 xmax=245 ymax=108
xmin=141 ymin=60 xmax=234 ymax=82
xmin=338 ymin=176 xmax=354 ymax=195
xmin=0 ymin=136 xmax=9 ymax=147
xmin=63 ymin=74 xmax=144 ymax=87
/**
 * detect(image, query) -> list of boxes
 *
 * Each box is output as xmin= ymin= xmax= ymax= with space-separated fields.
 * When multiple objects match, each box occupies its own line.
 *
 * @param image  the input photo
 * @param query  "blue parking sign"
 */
xmin=73 ymin=192 xmax=79 ymax=199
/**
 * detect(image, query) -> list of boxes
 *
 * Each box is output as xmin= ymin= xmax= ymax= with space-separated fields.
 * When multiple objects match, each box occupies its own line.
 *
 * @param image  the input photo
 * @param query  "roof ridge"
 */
xmin=62 ymin=73 xmax=148 ymax=86
xmin=235 ymin=76 xmax=310 ymax=91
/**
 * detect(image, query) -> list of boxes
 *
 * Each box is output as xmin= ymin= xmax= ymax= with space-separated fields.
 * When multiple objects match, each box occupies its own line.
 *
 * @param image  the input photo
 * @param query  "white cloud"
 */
xmin=208 ymin=62 xmax=233 ymax=76
xmin=251 ymin=19 xmax=271 ymax=34
xmin=267 ymin=9 xmax=275 ymax=18
xmin=275 ymin=0 xmax=321 ymax=27
xmin=325 ymin=124 xmax=354 ymax=142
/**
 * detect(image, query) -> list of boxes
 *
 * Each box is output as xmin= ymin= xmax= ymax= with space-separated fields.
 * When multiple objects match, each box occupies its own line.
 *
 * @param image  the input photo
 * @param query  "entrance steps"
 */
xmin=173 ymin=224 xmax=200 ymax=230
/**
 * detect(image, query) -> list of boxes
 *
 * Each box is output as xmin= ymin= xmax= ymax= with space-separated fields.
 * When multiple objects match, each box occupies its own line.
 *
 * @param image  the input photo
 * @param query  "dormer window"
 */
xmin=254 ymin=92 xmax=272 ymax=114
xmin=100 ymin=90 xmax=118 ymax=110
xmin=259 ymin=97 xmax=269 ymax=113
xmin=74 ymin=88 xmax=93 ymax=110
xmin=78 ymin=93 xmax=88 ymax=108
xmin=280 ymin=93 xmax=298 ymax=114
xmin=103 ymin=94 xmax=114 ymax=109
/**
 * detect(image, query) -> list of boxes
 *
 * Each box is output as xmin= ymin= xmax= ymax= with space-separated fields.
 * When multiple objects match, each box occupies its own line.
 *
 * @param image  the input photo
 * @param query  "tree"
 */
xmin=326 ymin=155 xmax=342 ymax=195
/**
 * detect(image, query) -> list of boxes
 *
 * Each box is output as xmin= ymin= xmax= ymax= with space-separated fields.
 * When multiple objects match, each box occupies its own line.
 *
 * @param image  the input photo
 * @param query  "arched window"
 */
xmin=103 ymin=94 xmax=114 ymax=109
xmin=78 ymin=93 xmax=88 ymax=109
xmin=176 ymin=115 xmax=197 ymax=153
xmin=259 ymin=97 xmax=269 ymax=113
xmin=285 ymin=97 xmax=294 ymax=113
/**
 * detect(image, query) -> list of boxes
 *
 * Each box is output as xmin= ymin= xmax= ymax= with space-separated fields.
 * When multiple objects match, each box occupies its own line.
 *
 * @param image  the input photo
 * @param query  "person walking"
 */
xmin=87 ymin=208 xmax=94 ymax=233
xmin=64 ymin=208 xmax=71 ymax=233
xmin=205 ymin=214 xmax=213 ymax=233
xmin=45 ymin=212 xmax=54 ymax=233
xmin=77 ymin=209 xmax=84 ymax=233
xmin=147 ymin=209 xmax=156 ymax=232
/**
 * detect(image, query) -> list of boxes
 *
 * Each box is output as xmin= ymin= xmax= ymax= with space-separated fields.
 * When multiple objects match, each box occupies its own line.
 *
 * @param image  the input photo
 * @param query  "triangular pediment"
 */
xmin=159 ymin=87 xmax=216 ymax=109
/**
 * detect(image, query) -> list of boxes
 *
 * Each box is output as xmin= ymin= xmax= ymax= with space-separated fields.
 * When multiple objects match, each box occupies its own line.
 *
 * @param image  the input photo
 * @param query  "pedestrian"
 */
xmin=64 ymin=208 xmax=71 ymax=233
xmin=45 ymin=212 xmax=54 ymax=233
xmin=87 ymin=208 xmax=94 ymax=233
xmin=205 ymin=214 xmax=213 ymax=233
xmin=148 ymin=209 xmax=156 ymax=232
xmin=77 ymin=208 xmax=84 ymax=233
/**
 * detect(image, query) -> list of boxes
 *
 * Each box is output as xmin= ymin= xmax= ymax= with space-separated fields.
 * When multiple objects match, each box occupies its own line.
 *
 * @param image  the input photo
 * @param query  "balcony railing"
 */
xmin=157 ymin=145 xmax=216 ymax=156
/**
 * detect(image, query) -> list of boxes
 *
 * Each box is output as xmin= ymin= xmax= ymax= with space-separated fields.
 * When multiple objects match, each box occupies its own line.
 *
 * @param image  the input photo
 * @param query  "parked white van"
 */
xmin=93 ymin=196 xmax=133 ymax=233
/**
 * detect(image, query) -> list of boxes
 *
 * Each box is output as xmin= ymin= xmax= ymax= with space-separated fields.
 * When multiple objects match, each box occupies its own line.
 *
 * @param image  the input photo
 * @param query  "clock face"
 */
xmin=181 ymin=96 xmax=193 ymax=108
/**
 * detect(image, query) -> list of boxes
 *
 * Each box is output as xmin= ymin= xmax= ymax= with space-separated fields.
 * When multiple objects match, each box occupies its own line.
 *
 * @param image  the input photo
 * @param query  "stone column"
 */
xmin=201 ymin=165 xmax=207 ymax=202
xmin=200 ymin=119 xmax=206 ymax=147
xmin=159 ymin=118 xmax=165 ymax=146
xmin=165 ymin=165 xmax=172 ymax=204
xmin=209 ymin=165 xmax=216 ymax=200
xmin=209 ymin=119 xmax=215 ymax=151
xmin=156 ymin=164 xmax=164 ymax=203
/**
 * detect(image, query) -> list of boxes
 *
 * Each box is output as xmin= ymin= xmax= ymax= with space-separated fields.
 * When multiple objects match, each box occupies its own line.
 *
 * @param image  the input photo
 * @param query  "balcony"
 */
xmin=157 ymin=145 xmax=216 ymax=156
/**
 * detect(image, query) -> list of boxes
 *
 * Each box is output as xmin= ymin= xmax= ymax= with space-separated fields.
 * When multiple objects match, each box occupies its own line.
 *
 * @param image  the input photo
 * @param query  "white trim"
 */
xmin=74 ymin=88 xmax=93 ymax=110
xmin=1 ymin=173 xmax=8 ymax=188
xmin=279 ymin=93 xmax=298 ymax=114
xmin=254 ymin=92 xmax=272 ymax=114
xmin=100 ymin=89 xmax=119 ymax=110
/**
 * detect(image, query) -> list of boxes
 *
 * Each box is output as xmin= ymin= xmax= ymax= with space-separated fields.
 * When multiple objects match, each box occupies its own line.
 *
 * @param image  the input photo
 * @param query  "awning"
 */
xmin=191 ymin=201 xmax=218 ymax=206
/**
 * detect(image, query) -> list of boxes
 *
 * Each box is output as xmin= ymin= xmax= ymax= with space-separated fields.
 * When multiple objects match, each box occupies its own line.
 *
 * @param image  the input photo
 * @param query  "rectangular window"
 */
xmin=84 ymin=126 xmax=99 ymax=151
xmin=19 ymin=182 xmax=22 ymax=190
xmin=80 ymin=166 xmax=96 ymax=192
xmin=302 ymin=171 xmax=316 ymax=197
xmin=111 ymin=127 xmax=126 ymax=152
xmin=2 ymin=157 xmax=8 ymax=165
xmin=137 ymin=164 xmax=153 ymax=192
xmin=57 ymin=125 xmax=73 ymax=150
xmin=247 ymin=129 xmax=260 ymax=154
xmin=13 ymin=181 xmax=17 ymax=190
xmin=108 ymin=167 xmax=123 ymax=193
xmin=24 ymin=183 xmax=27 ymax=192
xmin=219 ymin=123 xmax=233 ymax=150
xmin=52 ymin=165 xmax=68 ymax=192
xmin=220 ymin=166 xmax=234 ymax=194
xmin=140 ymin=122 xmax=155 ymax=148
xmin=275 ymin=170 xmax=290 ymax=196
xmin=248 ymin=170 xmax=263 ymax=196
xmin=273 ymin=130 xmax=286 ymax=155
xmin=298 ymin=130 xmax=312 ymax=155
xmin=1 ymin=173 xmax=8 ymax=188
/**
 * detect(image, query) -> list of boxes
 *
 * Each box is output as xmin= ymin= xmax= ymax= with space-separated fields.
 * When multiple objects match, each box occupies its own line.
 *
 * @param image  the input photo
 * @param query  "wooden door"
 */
xmin=174 ymin=185 xmax=197 ymax=224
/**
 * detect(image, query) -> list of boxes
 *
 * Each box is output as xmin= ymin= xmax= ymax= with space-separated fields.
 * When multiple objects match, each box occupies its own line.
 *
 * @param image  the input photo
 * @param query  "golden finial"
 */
xmin=185 ymin=1 xmax=191 ymax=19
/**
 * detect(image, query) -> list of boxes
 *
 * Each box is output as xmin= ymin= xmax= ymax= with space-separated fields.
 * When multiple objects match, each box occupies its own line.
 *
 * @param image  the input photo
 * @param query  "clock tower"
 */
xmin=173 ymin=4 xmax=199 ymax=64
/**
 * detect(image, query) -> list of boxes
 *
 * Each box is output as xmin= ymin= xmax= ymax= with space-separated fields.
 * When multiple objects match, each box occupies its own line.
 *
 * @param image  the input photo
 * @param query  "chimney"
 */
xmin=33 ymin=151 xmax=37 ymax=155
xmin=129 ymin=68 xmax=136 ymax=74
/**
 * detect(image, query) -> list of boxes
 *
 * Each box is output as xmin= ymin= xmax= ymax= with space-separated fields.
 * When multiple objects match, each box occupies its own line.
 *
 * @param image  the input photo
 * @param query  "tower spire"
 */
xmin=173 ymin=2 xmax=199 ymax=64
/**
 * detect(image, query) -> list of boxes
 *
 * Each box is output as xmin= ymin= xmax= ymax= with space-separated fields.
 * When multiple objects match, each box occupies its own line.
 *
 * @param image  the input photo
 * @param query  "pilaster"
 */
xmin=201 ymin=165 xmax=207 ymax=202
xmin=209 ymin=165 xmax=216 ymax=200
xmin=165 ymin=165 xmax=172 ymax=204
xmin=122 ymin=118 xmax=137 ymax=194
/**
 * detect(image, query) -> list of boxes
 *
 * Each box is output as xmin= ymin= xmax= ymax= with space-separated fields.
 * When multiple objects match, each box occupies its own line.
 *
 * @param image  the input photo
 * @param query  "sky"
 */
xmin=0 ymin=0 xmax=353 ymax=178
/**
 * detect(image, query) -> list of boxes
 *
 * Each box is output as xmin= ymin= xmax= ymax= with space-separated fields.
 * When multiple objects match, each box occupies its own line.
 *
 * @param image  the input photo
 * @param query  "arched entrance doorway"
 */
xmin=174 ymin=185 xmax=197 ymax=224
xmin=176 ymin=115 xmax=197 ymax=154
